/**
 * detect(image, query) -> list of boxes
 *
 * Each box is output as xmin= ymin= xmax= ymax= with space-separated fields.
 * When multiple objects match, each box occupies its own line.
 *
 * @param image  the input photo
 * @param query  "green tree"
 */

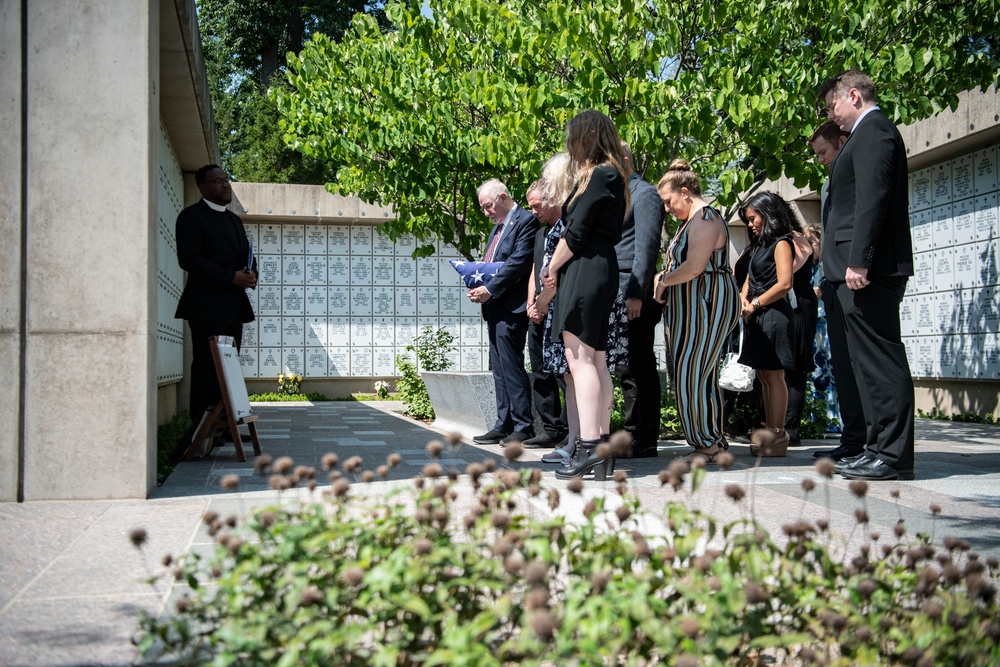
xmin=276 ymin=0 xmax=998 ymax=258
xmin=197 ymin=0 xmax=387 ymax=183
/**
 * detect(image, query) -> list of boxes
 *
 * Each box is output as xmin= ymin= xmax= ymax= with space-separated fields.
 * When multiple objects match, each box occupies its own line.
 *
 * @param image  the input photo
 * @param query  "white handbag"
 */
xmin=718 ymin=323 xmax=755 ymax=393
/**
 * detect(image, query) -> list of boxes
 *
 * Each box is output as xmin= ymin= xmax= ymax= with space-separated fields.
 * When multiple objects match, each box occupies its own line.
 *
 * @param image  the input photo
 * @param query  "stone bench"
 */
xmin=422 ymin=371 xmax=545 ymax=440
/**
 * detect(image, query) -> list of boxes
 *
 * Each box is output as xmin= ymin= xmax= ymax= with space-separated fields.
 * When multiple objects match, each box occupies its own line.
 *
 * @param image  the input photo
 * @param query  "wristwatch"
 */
xmin=751 ymin=297 xmax=761 ymax=310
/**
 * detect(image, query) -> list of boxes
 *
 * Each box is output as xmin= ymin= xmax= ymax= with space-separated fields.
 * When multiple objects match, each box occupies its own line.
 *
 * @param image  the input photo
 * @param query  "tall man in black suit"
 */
xmin=175 ymin=165 xmax=258 ymax=427
xmin=817 ymin=71 xmax=915 ymax=480
xmin=469 ymin=179 xmax=539 ymax=444
xmin=615 ymin=144 xmax=665 ymax=458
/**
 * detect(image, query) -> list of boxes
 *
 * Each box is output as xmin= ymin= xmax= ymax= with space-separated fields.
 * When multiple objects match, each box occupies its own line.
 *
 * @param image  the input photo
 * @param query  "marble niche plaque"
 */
xmin=328 ymin=226 xmax=349 ymax=254
xmin=931 ymin=163 xmax=952 ymax=206
xmin=395 ymin=346 xmax=416 ymax=367
xmin=239 ymin=347 xmax=257 ymax=376
xmin=417 ymin=257 xmax=439 ymax=285
xmin=260 ymin=225 xmax=281 ymax=253
xmin=439 ymin=316 xmax=460 ymax=340
xmin=976 ymin=240 xmax=998 ymax=287
xmin=259 ymin=347 xmax=281 ymax=376
xmin=395 ymin=256 xmax=417 ymax=286
xmin=956 ymin=333 xmax=982 ymax=379
xmin=460 ymin=346 xmax=484 ymax=371
xmin=974 ymin=193 xmax=998 ymax=242
xmin=350 ymin=255 xmax=372 ymax=284
xmin=373 ymin=232 xmax=394 ymax=255
xmin=935 ymin=290 xmax=956 ymax=334
xmin=443 ymin=348 xmax=460 ymax=370
xmin=243 ymin=223 xmax=259 ymax=247
xmin=910 ymin=209 xmax=932 ymax=250
xmin=460 ymin=317 xmax=483 ymax=345
xmin=374 ymin=348 xmax=396 ymax=376
xmin=328 ymin=286 xmax=350 ymax=315
xmin=979 ymin=287 xmax=1000 ymax=332
xmin=460 ymin=290 xmax=480 ymax=316
xmin=952 ymin=198 xmax=976 ymax=246
xmin=351 ymin=319 xmax=373 ymax=346
xmin=305 ymin=224 xmax=326 ymax=255
xmin=954 ymin=244 xmax=978 ymax=289
xmin=372 ymin=256 xmax=394 ymax=285
xmin=984 ymin=333 xmax=1000 ymax=378
xmin=955 ymin=289 xmax=979 ymax=332
xmin=933 ymin=247 xmax=954 ymax=292
xmin=351 ymin=286 xmax=373 ymax=316
xmin=930 ymin=205 xmax=953 ymax=249
xmin=306 ymin=347 xmax=328 ymax=376
xmin=282 ymin=317 xmax=305 ymax=347
xmin=328 ymin=317 xmax=350 ymax=346
xmin=258 ymin=285 xmax=282 ymax=316
xmin=373 ymin=317 xmax=394 ymax=346
xmin=417 ymin=286 xmax=439 ymax=315
xmin=914 ymin=337 xmax=935 ymax=378
xmin=259 ymin=255 xmax=281 ymax=285
xmin=351 ymin=226 xmax=373 ymax=255
xmin=439 ymin=256 xmax=462 ymax=283
xmin=305 ymin=286 xmax=327 ymax=315
xmin=328 ymin=256 xmax=350 ymax=285
xmin=909 ymin=168 xmax=933 ymax=212
xmin=282 ymin=348 xmax=305 ymax=376
xmin=912 ymin=253 xmax=934 ymax=294
xmin=258 ymin=316 xmax=281 ymax=347
xmin=327 ymin=347 xmax=350 ymax=377
xmin=242 ymin=320 xmax=258 ymax=347
xmin=915 ymin=296 xmax=934 ymax=332
xmin=439 ymin=287 xmax=461 ymax=315
xmin=282 ymin=225 xmax=305 ymax=254
xmin=418 ymin=316 xmax=439 ymax=333
xmin=395 ymin=232 xmax=416 ymax=255
xmin=282 ymin=286 xmax=304 ymax=315
xmin=352 ymin=347 xmax=373 ymax=376
xmin=899 ymin=298 xmax=916 ymax=337
xmin=245 ymin=287 xmax=258 ymax=316
xmin=952 ymin=155 xmax=975 ymax=201
xmin=395 ymin=286 xmax=417 ymax=316
xmin=938 ymin=336 xmax=958 ymax=378
xmin=305 ymin=256 xmax=327 ymax=285
xmin=396 ymin=317 xmax=417 ymax=348
xmin=373 ymin=287 xmax=394 ymax=316
xmin=306 ymin=317 xmax=328 ymax=347
xmin=974 ymin=145 xmax=998 ymax=195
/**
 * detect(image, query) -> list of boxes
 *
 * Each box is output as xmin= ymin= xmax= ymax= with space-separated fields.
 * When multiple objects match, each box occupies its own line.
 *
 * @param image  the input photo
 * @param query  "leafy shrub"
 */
xmin=136 ymin=449 xmax=1000 ymax=666
xmin=918 ymin=408 xmax=998 ymax=425
xmin=247 ymin=391 xmax=331 ymax=402
xmin=156 ymin=411 xmax=192 ymax=484
xmin=396 ymin=327 xmax=455 ymax=420
xmin=609 ymin=379 xmax=682 ymax=438
xmin=277 ymin=373 xmax=303 ymax=395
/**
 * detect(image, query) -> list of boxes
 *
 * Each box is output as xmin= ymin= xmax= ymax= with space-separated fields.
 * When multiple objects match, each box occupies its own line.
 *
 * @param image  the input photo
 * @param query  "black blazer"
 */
xmin=483 ymin=204 xmax=539 ymax=315
xmin=175 ymin=200 xmax=258 ymax=323
xmin=823 ymin=109 xmax=913 ymax=282
xmin=615 ymin=174 xmax=664 ymax=298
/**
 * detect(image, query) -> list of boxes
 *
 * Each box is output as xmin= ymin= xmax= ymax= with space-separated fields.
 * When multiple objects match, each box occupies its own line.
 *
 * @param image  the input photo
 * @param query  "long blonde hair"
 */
xmin=565 ymin=110 xmax=630 ymax=214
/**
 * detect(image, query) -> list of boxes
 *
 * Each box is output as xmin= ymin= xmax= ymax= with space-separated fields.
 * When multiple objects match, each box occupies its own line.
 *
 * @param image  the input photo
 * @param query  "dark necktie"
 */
xmin=483 ymin=222 xmax=503 ymax=262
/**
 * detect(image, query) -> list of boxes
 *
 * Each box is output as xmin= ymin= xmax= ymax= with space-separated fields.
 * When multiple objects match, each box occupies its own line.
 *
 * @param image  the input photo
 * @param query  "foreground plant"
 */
xmin=135 ymin=452 xmax=999 ymax=666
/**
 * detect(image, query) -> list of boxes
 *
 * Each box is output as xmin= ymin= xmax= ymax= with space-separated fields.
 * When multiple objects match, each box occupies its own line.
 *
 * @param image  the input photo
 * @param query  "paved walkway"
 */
xmin=1 ymin=401 xmax=998 ymax=666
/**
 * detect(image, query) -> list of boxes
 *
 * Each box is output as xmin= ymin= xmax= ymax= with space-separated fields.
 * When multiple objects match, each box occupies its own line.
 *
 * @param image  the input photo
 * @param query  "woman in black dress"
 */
xmin=541 ymin=110 xmax=630 ymax=479
xmin=736 ymin=191 xmax=797 ymax=456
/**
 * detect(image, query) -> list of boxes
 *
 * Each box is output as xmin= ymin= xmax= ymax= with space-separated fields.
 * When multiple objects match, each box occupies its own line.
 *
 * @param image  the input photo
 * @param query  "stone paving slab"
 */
xmin=1 ymin=400 xmax=998 ymax=666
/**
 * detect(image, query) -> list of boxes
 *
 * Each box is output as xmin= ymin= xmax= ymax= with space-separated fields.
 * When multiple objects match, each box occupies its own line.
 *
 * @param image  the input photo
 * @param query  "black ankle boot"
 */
xmin=560 ymin=436 xmax=585 ymax=468
xmin=555 ymin=439 xmax=614 ymax=480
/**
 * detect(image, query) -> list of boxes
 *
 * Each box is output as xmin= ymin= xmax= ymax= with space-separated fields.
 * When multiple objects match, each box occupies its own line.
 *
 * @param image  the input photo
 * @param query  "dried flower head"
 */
xmin=175 ymin=596 xmax=190 ymax=612
xmin=161 ymin=554 xmax=173 ymax=567
xmin=894 ymin=520 xmax=906 ymax=538
xmin=491 ymin=511 xmax=511 ymax=530
xmin=331 ymin=478 xmax=350 ymax=498
xmin=414 ymin=537 xmax=433 ymax=556
xmin=725 ymin=484 xmax=746 ymax=502
xmin=744 ymin=582 xmax=767 ymax=605
xmin=321 ymin=453 xmax=339 ymax=470
xmin=387 ymin=452 xmax=402 ymax=467
xmin=854 ymin=508 xmax=870 ymax=524
xmin=548 ymin=488 xmax=560 ymax=510
xmin=300 ymin=585 xmax=324 ymax=607
xmin=530 ymin=610 xmax=558 ymax=641
xmin=445 ymin=431 xmax=462 ymax=445
xmin=678 ymin=617 xmax=700 ymax=638
xmin=814 ymin=458 xmax=835 ymax=478
xmin=273 ymin=456 xmax=294 ymax=474
xmin=376 ymin=465 xmax=389 ymax=478
xmin=293 ymin=465 xmax=316 ymax=482
xmin=849 ymin=480 xmax=869 ymax=498
xmin=613 ymin=470 xmax=628 ymax=483
xmin=583 ymin=499 xmax=598 ymax=518
xmin=716 ymin=451 xmax=734 ymax=469
xmin=422 ymin=462 xmax=443 ymax=479
xmin=676 ymin=655 xmax=699 ymax=667
xmin=929 ymin=503 xmax=942 ymax=516
xmin=525 ymin=560 xmax=548 ymax=586
xmin=128 ymin=528 xmax=148 ymax=549
xmin=890 ymin=488 xmax=901 ymax=499
xmin=343 ymin=456 xmax=363 ymax=474
xmin=502 ymin=441 xmax=524 ymax=462
xmin=225 ymin=515 xmax=237 ymax=528
xmin=268 ymin=475 xmax=291 ymax=491
xmin=361 ymin=470 xmax=375 ymax=483
xmin=482 ymin=458 xmax=497 ymax=472
xmin=801 ymin=478 xmax=816 ymax=492
xmin=341 ymin=566 xmax=365 ymax=587
xmin=591 ymin=570 xmax=611 ymax=594
xmin=567 ymin=477 xmax=584 ymax=494
xmin=426 ymin=440 xmax=445 ymax=457
xmin=817 ymin=518 xmax=829 ymax=532
xmin=857 ymin=579 xmax=878 ymax=599
xmin=253 ymin=454 xmax=272 ymax=474
xmin=609 ymin=431 xmax=633 ymax=456
xmin=202 ymin=511 xmax=220 ymax=526
xmin=615 ymin=505 xmax=632 ymax=523
xmin=491 ymin=536 xmax=514 ymax=557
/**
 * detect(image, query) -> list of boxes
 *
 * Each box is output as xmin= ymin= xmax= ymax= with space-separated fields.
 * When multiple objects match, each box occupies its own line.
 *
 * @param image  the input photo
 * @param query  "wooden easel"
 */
xmin=182 ymin=336 xmax=262 ymax=462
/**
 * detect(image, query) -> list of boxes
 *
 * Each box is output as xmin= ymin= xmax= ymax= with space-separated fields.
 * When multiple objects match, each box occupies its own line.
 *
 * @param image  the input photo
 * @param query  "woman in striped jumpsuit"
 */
xmin=653 ymin=159 xmax=740 ymax=463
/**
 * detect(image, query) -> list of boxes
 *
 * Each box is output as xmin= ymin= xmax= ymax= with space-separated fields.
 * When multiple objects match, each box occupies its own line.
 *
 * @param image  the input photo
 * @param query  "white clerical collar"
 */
xmin=202 ymin=198 xmax=227 ymax=212
xmin=851 ymin=105 xmax=880 ymax=133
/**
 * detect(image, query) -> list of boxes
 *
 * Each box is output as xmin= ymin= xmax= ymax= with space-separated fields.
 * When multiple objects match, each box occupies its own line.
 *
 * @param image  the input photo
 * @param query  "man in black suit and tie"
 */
xmin=175 ymin=165 xmax=258 ymax=430
xmin=817 ymin=71 xmax=915 ymax=480
xmin=615 ymin=144 xmax=665 ymax=458
xmin=469 ymin=179 xmax=539 ymax=444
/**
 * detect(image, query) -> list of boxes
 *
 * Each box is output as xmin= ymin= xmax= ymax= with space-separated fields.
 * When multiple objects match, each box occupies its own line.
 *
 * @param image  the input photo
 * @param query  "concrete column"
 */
xmin=18 ymin=0 xmax=157 ymax=499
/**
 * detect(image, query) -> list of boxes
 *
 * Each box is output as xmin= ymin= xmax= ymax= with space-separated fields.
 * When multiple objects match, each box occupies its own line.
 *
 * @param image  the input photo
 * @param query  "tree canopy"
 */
xmin=276 ymin=0 xmax=999 ymax=258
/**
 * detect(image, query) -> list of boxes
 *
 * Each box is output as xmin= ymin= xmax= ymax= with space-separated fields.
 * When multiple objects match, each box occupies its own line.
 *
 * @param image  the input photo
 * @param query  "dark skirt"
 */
xmin=550 ymin=238 xmax=618 ymax=350
xmin=738 ymin=297 xmax=795 ymax=371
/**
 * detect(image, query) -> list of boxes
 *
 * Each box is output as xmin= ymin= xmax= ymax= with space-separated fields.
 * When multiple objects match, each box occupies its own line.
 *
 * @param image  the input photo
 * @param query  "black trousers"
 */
xmin=187 ymin=320 xmax=244 ymax=418
xmin=825 ymin=278 xmax=914 ymax=468
xmin=485 ymin=308 xmax=533 ymax=434
xmin=616 ymin=298 xmax=663 ymax=447
xmin=527 ymin=319 xmax=567 ymax=437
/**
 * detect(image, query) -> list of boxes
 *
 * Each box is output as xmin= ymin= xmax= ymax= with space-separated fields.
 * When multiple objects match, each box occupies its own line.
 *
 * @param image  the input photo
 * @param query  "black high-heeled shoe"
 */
xmin=555 ymin=438 xmax=615 ymax=480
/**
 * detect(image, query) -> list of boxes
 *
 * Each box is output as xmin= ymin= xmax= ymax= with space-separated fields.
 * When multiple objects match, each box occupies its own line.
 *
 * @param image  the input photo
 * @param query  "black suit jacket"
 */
xmin=823 ymin=109 xmax=912 ymax=282
xmin=175 ymin=200 xmax=258 ymax=323
xmin=483 ymin=204 xmax=539 ymax=315
xmin=615 ymin=174 xmax=665 ymax=298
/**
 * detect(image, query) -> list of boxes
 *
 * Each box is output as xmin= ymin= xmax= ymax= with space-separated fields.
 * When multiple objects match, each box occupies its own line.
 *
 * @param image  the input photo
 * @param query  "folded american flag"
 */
xmin=449 ymin=260 xmax=503 ymax=288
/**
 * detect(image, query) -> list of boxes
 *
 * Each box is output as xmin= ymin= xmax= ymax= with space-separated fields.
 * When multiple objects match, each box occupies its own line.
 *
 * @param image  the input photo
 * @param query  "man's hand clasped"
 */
xmin=468 ymin=286 xmax=492 ymax=304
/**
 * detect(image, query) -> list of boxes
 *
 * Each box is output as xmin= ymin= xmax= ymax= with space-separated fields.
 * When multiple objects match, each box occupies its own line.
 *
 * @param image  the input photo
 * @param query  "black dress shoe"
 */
xmin=623 ymin=443 xmax=659 ymax=459
xmin=501 ymin=431 xmax=534 ymax=444
xmin=473 ymin=429 xmax=508 ymax=444
xmin=522 ymin=432 xmax=567 ymax=448
xmin=841 ymin=458 xmax=915 ymax=481
xmin=833 ymin=453 xmax=871 ymax=474
xmin=813 ymin=443 xmax=866 ymax=461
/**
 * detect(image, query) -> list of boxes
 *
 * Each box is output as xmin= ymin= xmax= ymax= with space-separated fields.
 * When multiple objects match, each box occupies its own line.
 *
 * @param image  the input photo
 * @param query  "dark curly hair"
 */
xmin=738 ymin=191 xmax=801 ymax=254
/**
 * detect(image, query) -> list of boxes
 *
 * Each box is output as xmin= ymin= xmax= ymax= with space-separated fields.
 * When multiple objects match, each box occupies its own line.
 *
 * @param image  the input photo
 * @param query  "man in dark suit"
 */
xmin=175 ymin=165 xmax=258 ymax=428
xmin=817 ymin=71 xmax=915 ymax=480
xmin=615 ymin=144 xmax=665 ymax=458
xmin=469 ymin=179 xmax=539 ymax=444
